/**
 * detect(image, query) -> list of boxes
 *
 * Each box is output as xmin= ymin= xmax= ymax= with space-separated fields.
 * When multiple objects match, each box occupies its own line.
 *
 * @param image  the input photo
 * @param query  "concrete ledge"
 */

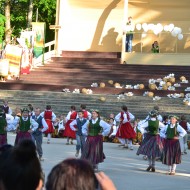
xmin=122 ymin=53 xmax=190 ymax=66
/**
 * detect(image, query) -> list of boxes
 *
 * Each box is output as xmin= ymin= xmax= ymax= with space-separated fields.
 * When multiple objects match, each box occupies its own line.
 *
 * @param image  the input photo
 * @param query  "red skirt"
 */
xmin=116 ymin=122 xmax=136 ymax=139
xmin=63 ymin=120 xmax=76 ymax=139
xmin=44 ymin=120 xmax=54 ymax=134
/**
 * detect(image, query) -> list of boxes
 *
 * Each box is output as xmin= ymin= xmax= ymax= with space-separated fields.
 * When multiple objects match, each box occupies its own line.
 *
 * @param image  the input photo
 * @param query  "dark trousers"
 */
xmin=32 ymin=133 xmax=43 ymax=157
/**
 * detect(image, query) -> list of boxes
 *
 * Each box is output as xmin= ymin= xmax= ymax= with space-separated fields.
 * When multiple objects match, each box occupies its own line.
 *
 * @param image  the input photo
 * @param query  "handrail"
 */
xmin=45 ymin=40 xmax=55 ymax=52
xmin=124 ymin=31 xmax=190 ymax=53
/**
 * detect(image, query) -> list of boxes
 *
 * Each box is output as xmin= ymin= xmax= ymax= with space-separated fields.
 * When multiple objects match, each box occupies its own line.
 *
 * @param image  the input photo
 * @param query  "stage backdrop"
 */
xmin=58 ymin=0 xmax=124 ymax=52
xmin=58 ymin=0 xmax=190 ymax=53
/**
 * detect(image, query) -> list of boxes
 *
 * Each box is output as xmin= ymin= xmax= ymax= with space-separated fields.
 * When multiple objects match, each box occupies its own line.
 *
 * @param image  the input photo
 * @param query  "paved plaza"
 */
xmin=7 ymin=133 xmax=190 ymax=190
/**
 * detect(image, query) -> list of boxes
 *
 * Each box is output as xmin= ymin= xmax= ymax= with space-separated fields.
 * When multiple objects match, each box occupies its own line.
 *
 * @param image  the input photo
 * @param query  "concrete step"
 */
xmin=61 ymin=51 xmax=121 ymax=58
xmin=51 ymin=57 xmax=121 ymax=64
xmin=0 ymin=90 xmax=189 ymax=120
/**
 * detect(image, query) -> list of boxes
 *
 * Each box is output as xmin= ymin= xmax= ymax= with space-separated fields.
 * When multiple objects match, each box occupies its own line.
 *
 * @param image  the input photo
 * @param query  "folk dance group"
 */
xmin=136 ymin=110 xmax=188 ymax=175
xmin=0 ymin=100 xmax=189 ymax=175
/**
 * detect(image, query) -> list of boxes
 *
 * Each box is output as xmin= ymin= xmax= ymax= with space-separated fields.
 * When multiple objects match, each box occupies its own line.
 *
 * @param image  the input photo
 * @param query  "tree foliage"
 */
xmin=0 ymin=13 xmax=5 ymax=43
xmin=0 ymin=0 xmax=56 ymax=42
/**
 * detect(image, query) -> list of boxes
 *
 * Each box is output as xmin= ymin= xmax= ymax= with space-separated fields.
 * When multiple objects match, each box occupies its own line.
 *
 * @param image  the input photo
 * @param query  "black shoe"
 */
xmin=146 ymin=166 xmax=152 ymax=171
xmin=151 ymin=167 xmax=155 ymax=172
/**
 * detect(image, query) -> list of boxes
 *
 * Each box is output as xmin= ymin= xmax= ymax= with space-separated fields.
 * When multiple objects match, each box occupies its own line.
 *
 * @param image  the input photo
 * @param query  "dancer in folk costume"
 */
xmin=80 ymin=104 xmax=91 ymax=120
xmin=58 ymin=114 xmax=65 ymax=137
xmin=70 ymin=110 xmax=88 ymax=157
xmin=160 ymin=115 xmax=187 ymax=175
xmin=115 ymin=105 xmax=136 ymax=150
xmin=53 ymin=117 xmax=60 ymax=138
xmin=0 ymin=109 xmax=7 ymax=146
xmin=32 ymin=107 xmax=48 ymax=161
xmin=64 ymin=106 xmax=77 ymax=145
xmin=145 ymin=105 xmax=163 ymax=122
xmin=178 ymin=115 xmax=190 ymax=154
xmin=40 ymin=105 xmax=56 ymax=144
xmin=1 ymin=100 xmax=12 ymax=115
xmin=28 ymin=104 xmax=35 ymax=116
xmin=81 ymin=109 xmax=111 ymax=171
xmin=136 ymin=110 xmax=165 ymax=172
xmin=15 ymin=108 xmax=38 ymax=145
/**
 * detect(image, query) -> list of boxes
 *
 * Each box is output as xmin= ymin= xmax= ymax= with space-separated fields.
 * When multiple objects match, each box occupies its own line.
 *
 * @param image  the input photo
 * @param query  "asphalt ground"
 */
xmin=7 ymin=133 xmax=190 ymax=190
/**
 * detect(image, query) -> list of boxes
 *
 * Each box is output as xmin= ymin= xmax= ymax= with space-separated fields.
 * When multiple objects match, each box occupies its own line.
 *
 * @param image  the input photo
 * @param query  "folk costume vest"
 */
xmin=148 ymin=120 xmax=159 ymax=135
xmin=0 ymin=116 xmax=7 ymax=134
xmin=83 ymin=110 xmax=88 ymax=119
xmin=88 ymin=118 xmax=102 ymax=136
xmin=32 ymin=115 xmax=43 ymax=135
xmin=179 ymin=121 xmax=187 ymax=131
xmin=120 ymin=111 xmax=130 ymax=123
xmin=166 ymin=124 xmax=178 ymax=139
xmin=19 ymin=117 xmax=31 ymax=132
xmin=76 ymin=118 xmax=87 ymax=135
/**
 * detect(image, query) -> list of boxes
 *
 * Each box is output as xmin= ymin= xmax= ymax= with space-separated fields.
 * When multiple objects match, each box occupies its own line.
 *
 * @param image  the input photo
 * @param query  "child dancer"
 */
xmin=80 ymin=104 xmax=91 ymax=120
xmin=40 ymin=105 xmax=56 ymax=144
xmin=137 ymin=110 xmax=165 ymax=172
xmin=81 ymin=109 xmax=111 ymax=171
xmin=115 ymin=105 xmax=136 ymax=150
xmin=58 ymin=114 xmax=65 ymax=137
xmin=64 ymin=106 xmax=77 ymax=145
xmin=53 ymin=117 xmax=60 ymax=138
xmin=70 ymin=110 xmax=87 ymax=157
xmin=160 ymin=115 xmax=187 ymax=175
xmin=0 ymin=109 xmax=7 ymax=146
xmin=15 ymin=108 xmax=38 ymax=145
xmin=178 ymin=115 xmax=190 ymax=154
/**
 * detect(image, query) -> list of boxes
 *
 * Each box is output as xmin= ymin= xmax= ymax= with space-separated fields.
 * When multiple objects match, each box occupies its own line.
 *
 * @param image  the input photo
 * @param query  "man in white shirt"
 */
xmin=32 ymin=108 xmax=48 ymax=161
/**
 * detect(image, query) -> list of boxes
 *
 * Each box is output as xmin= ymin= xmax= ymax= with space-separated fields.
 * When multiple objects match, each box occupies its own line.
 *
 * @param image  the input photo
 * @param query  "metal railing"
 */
xmin=128 ymin=32 xmax=190 ymax=53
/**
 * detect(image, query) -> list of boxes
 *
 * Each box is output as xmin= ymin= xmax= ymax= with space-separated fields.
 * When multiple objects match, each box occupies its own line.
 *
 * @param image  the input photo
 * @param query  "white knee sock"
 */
xmin=47 ymin=133 xmax=51 ymax=141
xmin=172 ymin=164 xmax=176 ymax=172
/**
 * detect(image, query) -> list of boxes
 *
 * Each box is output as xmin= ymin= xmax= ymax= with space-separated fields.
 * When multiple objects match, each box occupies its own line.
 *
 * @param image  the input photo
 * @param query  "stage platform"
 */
xmin=122 ymin=53 xmax=190 ymax=66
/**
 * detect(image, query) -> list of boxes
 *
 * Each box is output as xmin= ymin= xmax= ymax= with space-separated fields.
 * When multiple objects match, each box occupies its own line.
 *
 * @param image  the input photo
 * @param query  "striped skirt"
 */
xmin=0 ymin=134 xmax=7 ymax=146
xmin=161 ymin=139 xmax=181 ymax=165
xmin=15 ymin=131 xmax=32 ymax=145
xmin=136 ymin=133 xmax=163 ymax=158
xmin=81 ymin=135 xmax=104 ymax=165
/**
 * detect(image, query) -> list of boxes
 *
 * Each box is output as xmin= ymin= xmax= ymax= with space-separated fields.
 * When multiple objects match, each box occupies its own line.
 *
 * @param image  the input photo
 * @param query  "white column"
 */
xmin=55 ymin=0 xmax=60 ymax=55
xmin=122 ymin=0 xmax=128 ymax=62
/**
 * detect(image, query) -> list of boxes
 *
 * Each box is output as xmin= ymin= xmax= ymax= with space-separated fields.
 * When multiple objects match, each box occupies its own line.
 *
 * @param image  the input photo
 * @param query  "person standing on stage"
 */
xmin=32 ymin=107 xmax=48 ymax=161
xmin=81 ymin=109 xmax=111 ymax=171
xmin=124 ymin=16 xmax=134 ymax=52
xmin=115 ymin=105 xmax=136 ymax=150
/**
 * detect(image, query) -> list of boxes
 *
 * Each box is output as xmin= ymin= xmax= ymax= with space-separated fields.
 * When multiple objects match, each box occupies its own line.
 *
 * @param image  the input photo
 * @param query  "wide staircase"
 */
xmin=0 ymin=90 xmax=189 ymax=120
xmin=0 ymin=51 xmax=190 ymax=96
xmin=0 ymin=51 xmax=190 ymax=119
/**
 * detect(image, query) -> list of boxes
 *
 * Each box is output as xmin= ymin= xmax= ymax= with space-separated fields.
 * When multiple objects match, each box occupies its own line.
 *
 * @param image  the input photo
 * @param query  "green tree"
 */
xmin=0 ymin=0 xmax=56 ymax=43
xmin=0 ymin=14 xmax=5 ymax=43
